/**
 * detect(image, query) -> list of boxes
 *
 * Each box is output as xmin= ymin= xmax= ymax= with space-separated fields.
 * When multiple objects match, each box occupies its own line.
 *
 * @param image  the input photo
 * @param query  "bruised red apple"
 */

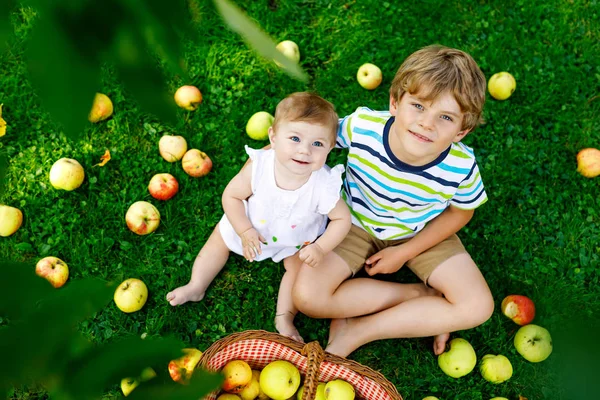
xmin=576 ymin=148 xmax=600 ymax=178
xmin=168 ymin=348 xmax=203 ymax=384
xmin=182 ymin=149 xmax=212 ymax=177
xmin=501 ymin=295 xmax=535 ymax=325
xmin=174 ymin=85 xmax=202 ymax=111
xmin=125 ymin=201 xmax=160 ymax=235
xmin=148 ymin=173 xmax=179 ymax=200
xmin=88 ymin=93 xmax=113 ymax=123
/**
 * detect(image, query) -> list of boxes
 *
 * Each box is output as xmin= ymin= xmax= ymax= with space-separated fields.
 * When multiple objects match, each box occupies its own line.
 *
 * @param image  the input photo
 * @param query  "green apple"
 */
xmin=276 ymin=40 xmax=300 ymax=65
xmin=488 ymin=72 xmax=516 ymax=100
xmin=514 ymin=324 xmax=553 ymax=362
xmin=120 ymin=377 xmax=139 ymax=397
xmin=357 ymin=63 xmax=382 ymax=90
xmin=479 ymin=354 xmax=513 ymax=383
xmin=114 ymin=278 xmax=148 ymax=313
xmin=49 ymin=158 xmax=85 ymax=191
xmin=246 ymin=111 xmax=274 ymax=141
xmin=437 ymin=338 xmax=477 ymax=378
xmin=88 ymin=92 xmax=113 ymax=123
xmin=0 ymin=205 xmax=23 ymax=237
xmin=324 ymin=379 xmax=354 ymax=400
xmin=259 ymin=360 xmax=300 ymax=400
xmin=297 ymin=382 xmax=326 ymax=400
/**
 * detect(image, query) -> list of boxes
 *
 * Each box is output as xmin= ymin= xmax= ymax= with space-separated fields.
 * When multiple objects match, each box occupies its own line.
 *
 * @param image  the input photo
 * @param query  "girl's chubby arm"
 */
xmin=299 ymin=199 xmax=351 ymax=267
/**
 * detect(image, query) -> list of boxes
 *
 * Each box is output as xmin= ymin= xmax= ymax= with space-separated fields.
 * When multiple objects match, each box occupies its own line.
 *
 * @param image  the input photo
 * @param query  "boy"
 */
xmin=289 ymin=45 xmax=494 ymax=357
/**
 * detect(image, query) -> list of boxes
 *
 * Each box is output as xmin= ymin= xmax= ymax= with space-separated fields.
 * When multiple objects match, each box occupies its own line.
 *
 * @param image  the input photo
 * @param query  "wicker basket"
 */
xmin=197 ymin=330 xmax=403 ymax=400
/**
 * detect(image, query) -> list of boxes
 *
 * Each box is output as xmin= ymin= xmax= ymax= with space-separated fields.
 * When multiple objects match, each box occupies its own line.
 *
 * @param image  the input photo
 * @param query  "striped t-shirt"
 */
xmin=336 ymin=107 xmax=487 ymax=240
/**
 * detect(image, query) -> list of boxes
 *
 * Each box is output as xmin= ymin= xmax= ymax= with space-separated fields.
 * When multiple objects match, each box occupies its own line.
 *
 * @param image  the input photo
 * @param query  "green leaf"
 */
xmin=127 ymin=368 xmax=222 ymax=400
xmin=0 ymin=0 xmax=18 ymax=53
xmin=213 ymin=0 xmax=308 ymax=82
xmin=0 ymin=152 xmax=7 ymax=196
xmin=0 ymin=261 xmax=54 ymax=319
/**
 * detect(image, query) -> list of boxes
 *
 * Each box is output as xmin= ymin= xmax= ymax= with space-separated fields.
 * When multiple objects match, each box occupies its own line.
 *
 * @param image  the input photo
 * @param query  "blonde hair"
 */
xmin=272 ymin=92 xmax=339 ymax=144
xmin=390 ymin=45 xmax=486 ymax=131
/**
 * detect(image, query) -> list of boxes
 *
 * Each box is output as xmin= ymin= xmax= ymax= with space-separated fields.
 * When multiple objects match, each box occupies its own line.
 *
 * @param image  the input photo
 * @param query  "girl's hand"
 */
xmin=240 ymin=228 xmax=265 ymax=262
xmin=299 ymin=243 xmax=325 ymax=267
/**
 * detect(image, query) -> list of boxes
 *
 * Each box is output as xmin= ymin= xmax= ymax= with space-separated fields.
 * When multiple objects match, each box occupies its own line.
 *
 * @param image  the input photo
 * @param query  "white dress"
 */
xmin=218 ymin=146 xmax=344 ymax=262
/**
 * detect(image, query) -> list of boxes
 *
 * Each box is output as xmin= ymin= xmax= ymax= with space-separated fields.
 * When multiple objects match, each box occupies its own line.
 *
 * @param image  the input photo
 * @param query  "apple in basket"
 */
xmin=239 ymin=370 xmax=261 ymax=400
xmin=222 ymin=360 xmax=253 ymax=393
xmin=325 ymin=379 xmax=355 ymax=400
xmin=297 ymin=382 xmax=326 ymax=400
xmin=259 ymin=360 xmax=301 ymax=400
xmin=168 ymin=348 xmax=203 ymax=383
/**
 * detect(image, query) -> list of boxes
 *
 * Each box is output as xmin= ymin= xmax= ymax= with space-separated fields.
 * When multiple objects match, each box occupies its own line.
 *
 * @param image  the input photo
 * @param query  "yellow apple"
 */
xmin=480 ymin=354 xmax=513 ymax=383
xmin=114 ymin=278 xmax=148 ymax=313
xmin=576 ymin=148 xmax=600 ymax=178
xmin=159 ymin=134 xmax=188 ymax=162
xmin=49 ymin=158 xmax=85 ymax=191
xmin=357 ymin=63 xmax=382 ymax=90
xmin=125 ymin=201 xmax=160 ymax=235
xmin=239 ymin=370 xmax=261 ymax=400
xmin=324 ymin=379 xmax=354 ymax=400
xmin=437 ymin=338 xmax=477 ymax=378
xmin=246 ymin=111 xmax=274 ymax=141
xmin=259 ymin=360 xmax=300 ymax=400
xmin=121 ymin=367 xmax=156 ymax=396
xmin=488 ymin=72 xmax=516 ymax=100
xmin=0 ymin=205 xmax=23 ymax=237
xmin=422 ymin=397 xmax=440 ymax=400
xmin=182 ymin=149 xmax=213 ymax=178
xmin=297 ymin=382 xmax=326 ymax=400
xmin=222 ymin=360 xmax=253 ymax=393
xmin=275 ymin=40 xmax=300 ymax=66
xmin=168 ymin=348 xmax=203 ymax=384
xmin=217 ymin=394 xmax=242 ymax=400
xmin=514 ymin=324 xmax=553 ymax=362
xmin=88 ymin=92 xmax=113 ymax=123
xmin=490 ymin=398 xmax=509 ymax=400
xmin=174 ymin=85 xmax=202 ymax=111
xmin=35 ymin=256 xmax=69 ymax=288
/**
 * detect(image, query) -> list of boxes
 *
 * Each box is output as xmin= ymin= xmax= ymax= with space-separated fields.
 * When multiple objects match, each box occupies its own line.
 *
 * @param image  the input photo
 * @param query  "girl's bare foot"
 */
xmin=325 ymin=318 xmax=357 ymax=358
xmin=274 ymin=313 xmax=304 ymax=343
xmin=166 ymin=282 xmax=205 ymax=306
xmin=433 ymin=332 xmax=450 ymax=355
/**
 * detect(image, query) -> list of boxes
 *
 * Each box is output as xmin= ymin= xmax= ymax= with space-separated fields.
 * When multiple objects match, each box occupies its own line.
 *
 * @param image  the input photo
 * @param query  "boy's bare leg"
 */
xmin=166 ymin=226 xmax=230 ymax=306
xmin=274 ymin=254 xmax=304 ymax=342
xmin=323 ymin=253 xmax=494 ymax=357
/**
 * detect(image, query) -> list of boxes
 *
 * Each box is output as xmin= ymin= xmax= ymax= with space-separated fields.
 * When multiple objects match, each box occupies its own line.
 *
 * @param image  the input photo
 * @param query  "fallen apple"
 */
xmin=159 ymin=135 xmax=188 ymax=162
xmin=480 ymin=354 xmax=513 ymax=384
xmin=35 ymin=256 xmax=69 ymax=288
xmin=576 ymin=148 xmax=600 ymax=178
xmin=488 ymin=72 xmax=516 ymax=100
xmin=174 ymin=85 xmax=202 ymax=111
xmin=259 ymin=360 xmax=300 ymax=400
xmin=275 ymin=40 xmax=300 ymax=65
xmin=121 ymin=367 xmax=156 ymax=397
xmin=246 ymin=111 xmax=274 ymax=141
xmin=514 ymin=324 xmax=553 ymax=362
xmin=114 ymin=278 xmax=148 ymax=313
xmin=422 ymin=397 xmax=440 ymax=400
xmin=148 ymin=173 xmax=179 ymax=201
xmin=501 ymin=295 xmax=536 ymax=325
xmin=88 ymin=92 xmax=113 ymax=123
xmin=222 ymin=360 xmax=252 ymax=393
xmin=182 ymin=149 xmax=213 ymax=178
xmin=490 ymin=398 xmax=509 ymax=400
xmin=168 ymin=348 xmax=203 ymax=384
xmin=125 ymin=201 xmax=160 ymax=235
xmin=357 ymin=63 xmax=383 ymax=90
xmin=239 ymin=370 xmax=261 ymax=400
xmin=297 ymin=382 xmax=326 ymax=400
xmin=438 ymin=338 xmax=477 ymax=378
xmin=325 ymin=379 xmax=355 ymax=400
xmin=0 ymin=205 xmax=23 ymax=237
xmin=49 ymin=158 xmax=85 ymax=191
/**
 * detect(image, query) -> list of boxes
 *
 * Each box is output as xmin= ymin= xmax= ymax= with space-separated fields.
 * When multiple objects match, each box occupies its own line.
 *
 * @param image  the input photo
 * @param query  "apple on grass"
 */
xmin=514 ymin=324 xmax=553 ymax=362
xmin=222 ymin=360 xmax=253 ymax=394
xmin=576 ymin=148 xmax=600 ymax=178
xmin=35 ymin=256 xmax=69 ymax=288
xmin=501 ymin=295 xmax=536 ymax=325
xmin=114 ymin=278 xmax=148 ymax=313
xmin=88 ymin=92 xmax=113 ymax=123
xmin=275 ymin=40 xmax=300 ymax=66
xmin=182 ymin=149 xmax=213 ymax=177
xmin=246 ymin=111 xmax=274 ymax=141
xmin=422 ymin=397 xmax=440 ymax=400
xmin=126 ymin=201 xmax=160 ymax=235
xmin=168 ymin=348 xmax=203 ymax=384
xmin=438 ymin=338 xmax=477 ymax=378
xmin=0 ymin=205 xmax=23 ymax=237
xmin=325 ymin=379 xmax=355 ymax=400
xmin=479 ymin=354 xmax=513 ymax=383
xmin=259 ymin=360 xmax=300 ymax=400
xmin=357 ymin=63 xmax=383 ymax=90
xmin=148 ymin=173 xmax=179 ymax=200
xmin=488 ymin=72 xmax=516 ymax=100
xmin=159 ymin=135 xmax=188 ymax=162
xmin=49 ymin=158 xmax=85 ymax=191
xmin=174 ymin=85 xmax=202 ymax=110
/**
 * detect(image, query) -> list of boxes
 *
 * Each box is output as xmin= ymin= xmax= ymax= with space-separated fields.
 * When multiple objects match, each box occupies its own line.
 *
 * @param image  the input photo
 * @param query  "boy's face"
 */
xmin=389 ymin=90 xmax=470 ymax=166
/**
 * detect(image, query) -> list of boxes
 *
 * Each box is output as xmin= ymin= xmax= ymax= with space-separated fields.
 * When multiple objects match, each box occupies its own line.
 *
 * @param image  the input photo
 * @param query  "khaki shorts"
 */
xmin=333 ymin=224 xmax=467 ymax=284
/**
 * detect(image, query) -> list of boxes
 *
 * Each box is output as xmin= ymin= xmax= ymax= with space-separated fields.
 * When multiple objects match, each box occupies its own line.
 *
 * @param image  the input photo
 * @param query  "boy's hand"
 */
xmin=299 ymin=243 xmax=325 ymax=268
xmin=364 ymin=246 xmax=408 ymax=276
xmin=240 ymin=227 xmax=266 ymax=262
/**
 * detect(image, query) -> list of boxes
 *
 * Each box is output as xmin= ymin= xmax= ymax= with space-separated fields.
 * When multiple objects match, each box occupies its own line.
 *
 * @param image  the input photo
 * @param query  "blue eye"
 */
xmin=290 ymin=136 xmax=300 ymax=142
xmin=441 ymin=115 xmax=453 ymax=122
xmin=412 ymin=103 xmax=424 ymax=110
xmin=312 ymin=141 xmax=323 ymax=147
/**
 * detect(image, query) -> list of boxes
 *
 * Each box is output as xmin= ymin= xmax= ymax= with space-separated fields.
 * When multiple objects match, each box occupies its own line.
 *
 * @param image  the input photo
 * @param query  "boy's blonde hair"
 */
xmin=272 ymin=92 xmax=339 ymax=144
xmin=390 ymin=45 xmax=486 ymax=131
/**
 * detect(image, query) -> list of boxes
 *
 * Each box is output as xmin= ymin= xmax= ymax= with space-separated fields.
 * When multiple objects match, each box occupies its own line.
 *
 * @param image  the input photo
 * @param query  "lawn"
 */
xmin=1 ymin=0 xmax=599 ymax=399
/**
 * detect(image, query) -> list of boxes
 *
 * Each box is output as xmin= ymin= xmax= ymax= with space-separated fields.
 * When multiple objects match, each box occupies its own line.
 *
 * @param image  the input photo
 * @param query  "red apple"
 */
xmin=168 ymin=348 xmax=203 ymax=384
xmin=501 ymin=295 xmax=536 ymax=325
xmin=174 ymin=86 xmax=202 ymax=111
xmin=148 ymin=173 xmax=179 ymax=200
xmin=35 ymin=256 xmax=69 ymax=288
xmin=182 ymin=149 xmax=212 ymax=178
xmin=125 ymin=201 xmax=160 ymax=235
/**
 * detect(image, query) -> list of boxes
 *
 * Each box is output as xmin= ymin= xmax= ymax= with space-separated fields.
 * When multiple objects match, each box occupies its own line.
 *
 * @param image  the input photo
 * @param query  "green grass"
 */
xmin=1 ymin=0 xmax=599 ymax=399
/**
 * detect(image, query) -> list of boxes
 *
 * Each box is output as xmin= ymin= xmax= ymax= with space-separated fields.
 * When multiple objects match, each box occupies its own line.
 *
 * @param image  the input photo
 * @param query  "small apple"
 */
xmin=239 ymin=370 xmax=261 ymax=400
xmin=121 ymin=367 xmax=156 ymax=396
xmin=514 ymin=324 xmax=553 ymax=362
xmin=174 ymin=85 xmax=202 ymax=111
xmin=438 ymin=338 xmax=477 ymax=378
xmin=357 ymin=63 xmax=383 ymax=90
xmin=297 ymin=382 xmax=326 ymax=400
xmin=490 ymin=398 xmax=509 ymax=400
xmin=576 ymin=148 xmax=600 ymax=178
xmin=479 ymin=354 xmax=513 ymax=384
xmin=501 ymin=295 xmax=536 ymax=325
xmin=168 ymin=348 xmax=203 ymax=384
xmin=488 ymin=72 xmax=516 ymax=100
xmin=35 ymin=256 xmax=69 ymax=288
xmin=275 ymin=40 xmax=300 ymax=65
xmin=422 ymin=397 xmax=440 ymax=400
xmin=217 ymin=394 xmax=241 ymax=400
xmin=246 ymin=111 xmax=274 ymax=141
xmin=259 ymin=360 xmax=300 ymax=400
xmin=159 ymin=135 xmax=188 ymax=162
xmin=125 ymin=201 xmax=160 ymax=235
xmin=148 ymin=173 xmax=179 ymax=201
xmin=182 ymin=149 xmax=213 ymax=177
xmin=222 ymin=360 xmax=253 ymax=393
xmin=0 ymin=205 xmax=23 ymax=237
xmin=49 ymin=158 xmax=85 ymax=191
xmin=88 ymin=92 xmax=113 ymax=123
xmin=114 ymin=278 xmax=148 ymax=313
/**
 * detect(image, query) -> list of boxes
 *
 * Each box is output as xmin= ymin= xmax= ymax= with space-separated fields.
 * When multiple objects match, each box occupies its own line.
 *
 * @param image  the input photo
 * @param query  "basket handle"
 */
xmin=301 ymin=340 xmax=325 ymax=400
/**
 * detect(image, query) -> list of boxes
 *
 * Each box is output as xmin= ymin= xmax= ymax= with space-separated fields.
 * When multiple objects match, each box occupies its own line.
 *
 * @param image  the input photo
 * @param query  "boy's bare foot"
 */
xmin=166 ymin=283 xmax=205 ymax=306
xmin=274 ymin=313 xmax=304 ymax=343
xmin=325 ymin=318 xmax=357 ymax=358
xmin=433 ymin=332 xmax=450 ymax=355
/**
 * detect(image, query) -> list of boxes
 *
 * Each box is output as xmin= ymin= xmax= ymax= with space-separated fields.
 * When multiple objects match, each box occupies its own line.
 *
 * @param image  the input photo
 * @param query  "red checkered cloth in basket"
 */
xmin=202 ymin=339 xmax=392 ymax=400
